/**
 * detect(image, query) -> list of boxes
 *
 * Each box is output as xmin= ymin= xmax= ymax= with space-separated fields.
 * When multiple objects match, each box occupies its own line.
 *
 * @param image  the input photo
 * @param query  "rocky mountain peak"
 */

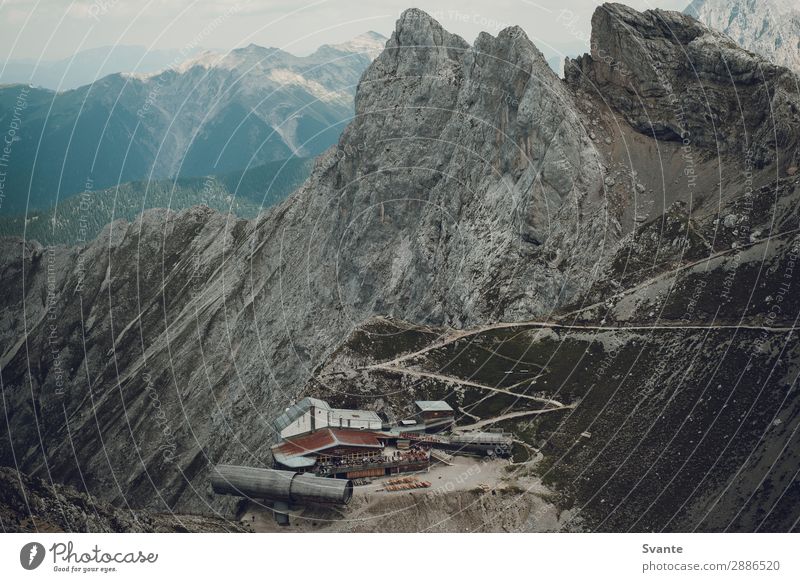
xmin=473 ymin=25 xmax=552 ymax=76
xmin=311 ymin=31 xmax=388 ymax=60
xmin=592 ymin=2 xmax=707 ymax=45
xmin=376 ymin=8 xmax=470 ymax=81
xmin=393 ymin=8 xmax=462 ymax=47
xmin=305 ymin=7 xmax=608 ymax=331
xmin=566 ymin=2 xmax=800 ymax=168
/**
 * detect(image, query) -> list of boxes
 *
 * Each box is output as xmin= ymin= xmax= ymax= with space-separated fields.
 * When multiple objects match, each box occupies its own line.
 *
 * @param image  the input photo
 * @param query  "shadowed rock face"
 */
xmin=0 ymin=466 xmax=246 ymax=532
xmin=565 ymin=3 xmax=800 ymax=168
xmin=1 ymin=4 xmax=798 ymax=530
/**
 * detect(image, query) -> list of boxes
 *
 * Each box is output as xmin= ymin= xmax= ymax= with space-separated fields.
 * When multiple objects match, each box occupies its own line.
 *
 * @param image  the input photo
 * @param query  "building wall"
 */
xmin=418 ymin=411 xmax=454 ymax=424
xmin=280 ymin=412 xmax=313 ymax=438
xmin=346 ymin=467 xmax=385 ymax=479
xmin=316 ymin=407 xmax=329 ymax=430
xmin=280 ymin=405 xmax=329 ymax=438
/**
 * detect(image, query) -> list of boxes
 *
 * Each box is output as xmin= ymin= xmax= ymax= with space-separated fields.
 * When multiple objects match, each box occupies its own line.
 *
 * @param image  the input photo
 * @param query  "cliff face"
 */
xmin=565 ymin=3 xmax=800 ymax=167
xmin=310 ymin=9 xmax=609 ymax=325
xmin=0 ymin=467 xmax=246 ymax=532
xmin=1 ymin=4 xmax=798 ymax=530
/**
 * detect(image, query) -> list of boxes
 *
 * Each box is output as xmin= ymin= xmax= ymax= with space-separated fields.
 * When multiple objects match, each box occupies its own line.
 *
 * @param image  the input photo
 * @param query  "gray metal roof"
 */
xmin=331 ymin=408 xmax=382 ymax=422
xmin=414 ymin=400 xmax=454 ymax=412
xmin=272 ymin=397 xmax=331 ymax=432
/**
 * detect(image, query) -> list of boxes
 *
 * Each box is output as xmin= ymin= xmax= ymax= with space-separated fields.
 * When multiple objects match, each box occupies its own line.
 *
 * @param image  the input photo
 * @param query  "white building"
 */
xmin=273 ymin=397 xmax=383 ymax=439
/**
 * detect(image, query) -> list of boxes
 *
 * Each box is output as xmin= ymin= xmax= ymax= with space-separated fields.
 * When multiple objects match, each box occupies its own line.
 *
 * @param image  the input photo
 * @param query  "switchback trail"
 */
xmin=453 ymin=407 xmax=576 ymax=432
xmin=363 ymin=364 xmax=568 ymax=408
xmin=365 ymin=227 xmax=800 ymax=370
xmin=368 ymin=320 xmax=797 ymax=369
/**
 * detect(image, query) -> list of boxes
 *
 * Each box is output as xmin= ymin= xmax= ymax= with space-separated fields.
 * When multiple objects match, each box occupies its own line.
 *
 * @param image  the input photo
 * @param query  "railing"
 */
xmin=315 ymin=455 xmax=429 ymax=477
xmin=399 ymin=432 xmax=446 ymax=443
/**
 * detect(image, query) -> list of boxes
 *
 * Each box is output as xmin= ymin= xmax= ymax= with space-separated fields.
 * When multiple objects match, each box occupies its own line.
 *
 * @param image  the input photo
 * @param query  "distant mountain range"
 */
xmin=685 ymin=0 xmax=800 ymax=72
xmin=0 ymin=32 xmax=386 ymax=215
xmin=0 ymin=45 xmax=208 ymax=91
xmin=0 ymin=157 xmax=313 ymax=246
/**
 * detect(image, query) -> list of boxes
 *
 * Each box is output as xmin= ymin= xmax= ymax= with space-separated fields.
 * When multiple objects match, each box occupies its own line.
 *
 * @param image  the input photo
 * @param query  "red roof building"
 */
xmin=272 ymin=428 xmax=385 ymax=469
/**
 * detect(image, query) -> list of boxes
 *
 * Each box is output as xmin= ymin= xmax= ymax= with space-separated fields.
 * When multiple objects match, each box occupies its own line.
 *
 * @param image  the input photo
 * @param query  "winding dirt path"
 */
xmin=361 ymin=227 xmax=800 ymax=371
xmin=366 ymin=364 xmax=567 ymax=408
xmin=367 ymin=320 xmax=797 ymax=369
xmin=453 ymin=407 xmax=575 ymax=432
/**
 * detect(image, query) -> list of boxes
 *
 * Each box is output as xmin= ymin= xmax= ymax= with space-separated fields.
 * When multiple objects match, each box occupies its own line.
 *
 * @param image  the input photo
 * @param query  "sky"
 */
xmin=1 ymin=0 xmax=689 ymax=64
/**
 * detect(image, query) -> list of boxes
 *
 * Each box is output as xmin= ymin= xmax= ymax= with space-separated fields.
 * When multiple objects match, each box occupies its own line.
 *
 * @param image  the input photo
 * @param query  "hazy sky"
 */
xmin=1 ymin=0 xmax=689 ymax=62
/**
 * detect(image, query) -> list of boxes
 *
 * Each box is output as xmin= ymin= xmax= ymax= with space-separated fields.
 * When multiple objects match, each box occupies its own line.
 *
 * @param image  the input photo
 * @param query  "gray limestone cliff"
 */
xmin=565 ymin=3 xmax=799 ymax=167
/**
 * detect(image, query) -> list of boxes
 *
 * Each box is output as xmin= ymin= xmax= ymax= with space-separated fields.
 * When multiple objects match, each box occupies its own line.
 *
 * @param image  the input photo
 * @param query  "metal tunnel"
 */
xmin=211 ymin=465 xmax=354 ymax=505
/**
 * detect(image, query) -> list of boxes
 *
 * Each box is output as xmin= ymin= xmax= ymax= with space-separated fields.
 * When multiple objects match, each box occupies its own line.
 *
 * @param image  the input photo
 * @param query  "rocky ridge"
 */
xmin=566 ymin=2 xmax=799 ymax=167
xmin=0 ymin=466 xmax=245 ymax=532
